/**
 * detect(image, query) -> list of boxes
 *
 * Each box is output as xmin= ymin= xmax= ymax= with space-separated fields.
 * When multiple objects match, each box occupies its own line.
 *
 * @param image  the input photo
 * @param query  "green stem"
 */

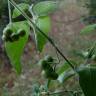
xmin=8 ymin=0 xmax=12 ymax=23
xmin=9 ymin=0 xmax=75 ymax=71
xmin=46 ymin=79 xmax=51 ymax=91
xmin=41 ymin=90 xmax=82 ymax=96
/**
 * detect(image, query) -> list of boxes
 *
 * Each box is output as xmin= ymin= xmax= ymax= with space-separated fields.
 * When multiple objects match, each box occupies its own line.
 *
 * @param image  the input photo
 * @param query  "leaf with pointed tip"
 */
xmin=12 ymin=3 xmax=30 ymax=18
xmin=32 ymin=1 xmax=58 ymax=16
xmin=34 ymin=16 xmax=51 ymax=52
xmin=4 ymin=21 xmax=30 ymax=74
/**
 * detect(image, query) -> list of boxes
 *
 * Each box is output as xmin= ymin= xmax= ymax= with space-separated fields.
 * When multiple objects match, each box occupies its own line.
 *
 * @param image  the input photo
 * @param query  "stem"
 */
xmin=49 ymin=90 xmax=73 ymax=95
xmin=8 ymin=0 xmax=12 ymax=23
xmin=45 ymin=79 xmax=51 ymax=91
xmin=9 ymin=0 xmax=75 ymax=71
xmin=41 ymin=90 xmax=82 ymax=96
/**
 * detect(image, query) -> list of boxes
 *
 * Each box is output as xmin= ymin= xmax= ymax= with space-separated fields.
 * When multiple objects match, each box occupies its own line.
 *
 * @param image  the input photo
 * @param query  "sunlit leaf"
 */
xmin=12 ymin=3 xmax=30 ymax=18
xmin=57 ymin=62 xmax=70 ymax=74
xmin=34 ymin=16 xmax=51 ymax=52
xmin=32 ymin=1 xmax=58 ymax=16
xmin=4 ymin=21 xmax=30 ymax=74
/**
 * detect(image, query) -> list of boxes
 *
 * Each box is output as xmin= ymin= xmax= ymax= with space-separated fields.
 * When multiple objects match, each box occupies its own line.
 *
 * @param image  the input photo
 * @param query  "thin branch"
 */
xmin=8 ymin=0 xmax=12 ymax=23
xmin=9 ymin=0 xmax=75 ymax=71
xmin=41 ymin=90 xmax=82 ymax=96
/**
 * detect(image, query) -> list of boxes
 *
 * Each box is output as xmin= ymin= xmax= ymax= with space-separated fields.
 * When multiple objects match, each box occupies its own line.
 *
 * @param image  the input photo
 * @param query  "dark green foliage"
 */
xmin=89 ymin=0 xmax=96 ymax=15
xmin=78 ymin=66 xmax=96 ymax=96
xmin=44 ymin=70 xmax=58 ymax=80
xmin=4 ymin=21 xmax=30 ymax=74
xmin=2 ymin=27 xmax=13 ymax=42
xmin=44 ymin=55 xmax=54 ymax=63
xmin=2 ymin=27 xmax=26 ymax=42
xmin=39 ymin=60 xmax=51 ymax=70
xmin=11 ymin=32 xmax=19 ymax=41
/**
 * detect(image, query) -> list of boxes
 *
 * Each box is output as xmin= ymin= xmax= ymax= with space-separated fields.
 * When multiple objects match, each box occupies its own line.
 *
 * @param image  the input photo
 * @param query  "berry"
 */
xmin=44 ymin=55 xmax=54 ymax=63
xmin=11 ymin=33 xmax=19 ymax=41
xmin=17 ymin=29 xmax=26 ymax=37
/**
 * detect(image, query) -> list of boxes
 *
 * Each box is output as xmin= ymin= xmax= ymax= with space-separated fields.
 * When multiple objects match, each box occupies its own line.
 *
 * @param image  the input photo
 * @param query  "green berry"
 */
xmin=2 ymin=33 xmax=13 ymax=42
xmin=17 ymin=29 xmax=26 ymax=37
xmin=3 ymin=28 xmax=12 ymax=36
xmin=11 ymin=33 xmax=19 ymax=41
xmin=44 ymin=55 xmax=54 ymax=63
xmin=43 ymin=70 xmax=58 ymax=80
xmin=2 ymin=27 xmax=13 ymax=42
xmin=51 ymin=72 xmax=58 ymax=80
xmin=78 ymin=66 xmax=96 ymax=96
xmin=39 ymin=59 xmax=50 ymax=70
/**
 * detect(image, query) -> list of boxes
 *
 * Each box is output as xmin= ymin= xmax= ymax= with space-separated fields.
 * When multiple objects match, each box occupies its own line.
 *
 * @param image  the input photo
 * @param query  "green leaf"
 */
xmin=32 ymin=1 xmax=58 ymax=16
xmin=34 ymin=16 xmax=51 ymax=52
xmin=80 ymin=24 xmax=96 ymax=34
xmin=12 ymin=3 xmax=30 ymax=18
xmin=4 ymin=21 xmax=30 ymax=74
xmin=78 ymin=66 xmax=96 ymax=96
xmin=87 ymin=43 xmax=96 ymax=59
xmin=57 ymin=62 xmax=70 ymax=74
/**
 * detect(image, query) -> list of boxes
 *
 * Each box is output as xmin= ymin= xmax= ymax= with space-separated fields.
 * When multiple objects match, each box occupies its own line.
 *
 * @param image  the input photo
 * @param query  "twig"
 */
xmin=40 ymin=90 xmax=82 ymax=96
xmin=8 ymin=0 xmax=12 ymax=23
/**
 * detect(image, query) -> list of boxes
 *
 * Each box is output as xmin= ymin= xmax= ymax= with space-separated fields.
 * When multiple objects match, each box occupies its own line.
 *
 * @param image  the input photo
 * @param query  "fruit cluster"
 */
xmin=38 ymin=55 xmax=58 ymax=80
xmin=2 ymin=27 xmax=26 ymax=42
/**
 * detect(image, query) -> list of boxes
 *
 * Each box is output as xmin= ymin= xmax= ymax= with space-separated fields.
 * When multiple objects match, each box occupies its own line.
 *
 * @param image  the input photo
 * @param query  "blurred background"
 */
xmin=0 ymin=0 xmax=96 ymax=96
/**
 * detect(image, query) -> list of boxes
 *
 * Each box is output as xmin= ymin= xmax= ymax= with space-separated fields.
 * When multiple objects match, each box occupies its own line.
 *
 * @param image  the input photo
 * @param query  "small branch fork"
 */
xmin=9 ymin=0 xmax=75 ymax=71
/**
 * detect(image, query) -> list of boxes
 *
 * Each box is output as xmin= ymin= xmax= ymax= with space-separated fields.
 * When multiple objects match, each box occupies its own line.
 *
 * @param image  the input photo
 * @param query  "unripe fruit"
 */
xmin=43 ymin=70 xmax=58 ymax=80
xmin=51 ymin=72 xmax=58 ymax=80
xmin=11 ymin=33 xmax=19 ymax=41
xmin=17 ymin=29 xmax=26 ymax=37
xmin=39 ymin=57 xmax=58 ymax=80
xmin=3 ymin=28 xmax=12 ymax=36
xmin=38 ymin=59 xmax=50 ymax=70
xmin=2 ymin=28 xmax=13 ymax=42
xmin=44 ymin=55 xmax=54 ymax=63
xmin=46 ymin=64 xmax=54 ymax=72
